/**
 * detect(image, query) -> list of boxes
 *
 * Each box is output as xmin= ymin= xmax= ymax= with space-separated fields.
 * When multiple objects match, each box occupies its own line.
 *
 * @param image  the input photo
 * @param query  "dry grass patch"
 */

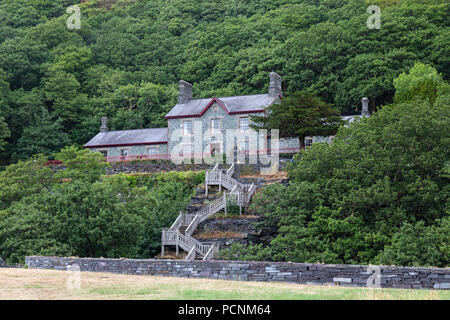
xmin=0 ymin=268 xmax=448 ymax=300
xmin=194 ymin=231 xmax=245 ymax=239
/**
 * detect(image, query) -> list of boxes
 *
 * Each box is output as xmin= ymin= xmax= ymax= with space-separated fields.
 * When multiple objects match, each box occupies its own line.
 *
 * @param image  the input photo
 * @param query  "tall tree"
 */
xmin=12 ymin=108 xmax=70 ymax=162
xmin=0 ymin=117 xmax=10 ymax=152
xmin=250 ymin=91 xmax=343 ymax=148
xmin=394 ymin=62 xmax=446 ymax=105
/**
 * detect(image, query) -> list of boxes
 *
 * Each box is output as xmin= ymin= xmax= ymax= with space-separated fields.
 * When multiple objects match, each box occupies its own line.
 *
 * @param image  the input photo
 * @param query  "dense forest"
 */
xmin=0 ymin=0 xmax=449 ymax=164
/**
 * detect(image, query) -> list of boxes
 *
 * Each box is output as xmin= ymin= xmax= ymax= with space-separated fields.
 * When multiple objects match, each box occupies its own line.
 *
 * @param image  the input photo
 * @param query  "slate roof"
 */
xmin=165 ymin=94 xmax=276 ymax=118
xmin=84 ymin=128 xmax=168 ymax=148
xmin=341 ymin=114 xmax=370 ymax=126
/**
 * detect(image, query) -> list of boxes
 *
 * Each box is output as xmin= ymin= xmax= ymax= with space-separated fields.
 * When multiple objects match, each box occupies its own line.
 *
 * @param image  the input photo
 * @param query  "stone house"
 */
xmin=84 ymin=72 xmax=370 ymax=162
xmin=84 ymin=72 xmax=300 ymax=161
xmin=165 ymin=72 xmax=300 ymax=160
xmin=83 ymin=124 xmax=169 ymax=161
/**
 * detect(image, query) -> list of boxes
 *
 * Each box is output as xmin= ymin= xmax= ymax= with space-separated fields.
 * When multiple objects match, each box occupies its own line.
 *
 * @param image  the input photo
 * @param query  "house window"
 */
xmin=239 ymin=117 xmax=249 ymax=131
xmin=147 ymin=147 xmax=158 ymax=155
xmin=211 ymin=118 xmax=220 ymax=134
xmin=279 ymin=139 xmax=286 ymax=152
xmin=183 ymin=120 xmax=193 ymax=136
xmin=181 ymin=144 xmax=193 ymax=158
xmin=305 ymin=138 xmax=313 ymax=147
xmin=98 ymin=149 xmax=108 ymax=158
xmin=210 ymin=143 xmax=220 ymax=156
xmin=120 ymin=149 xmax=129 ymax=156
xmin=239 ymin=140 xmax=249 ymax=154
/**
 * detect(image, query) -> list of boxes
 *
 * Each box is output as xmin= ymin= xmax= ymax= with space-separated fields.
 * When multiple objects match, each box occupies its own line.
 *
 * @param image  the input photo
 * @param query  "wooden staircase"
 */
xmin=161 ymin=163 xmax=257 ymax=260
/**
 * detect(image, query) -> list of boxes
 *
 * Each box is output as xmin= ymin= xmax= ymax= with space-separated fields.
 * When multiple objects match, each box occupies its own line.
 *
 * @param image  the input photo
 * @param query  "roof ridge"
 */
xmin=218 ymin=93 xmax=268 ymax=99
xmin=99 ymin=127 xmax=168 ymax=134
xmin=177 ymin=93 xmax=268 ymax=104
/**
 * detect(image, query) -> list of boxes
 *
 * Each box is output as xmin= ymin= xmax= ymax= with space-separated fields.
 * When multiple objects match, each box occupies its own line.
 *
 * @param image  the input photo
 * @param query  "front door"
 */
xmin=210 ymin=143 xmax=220 ymax=157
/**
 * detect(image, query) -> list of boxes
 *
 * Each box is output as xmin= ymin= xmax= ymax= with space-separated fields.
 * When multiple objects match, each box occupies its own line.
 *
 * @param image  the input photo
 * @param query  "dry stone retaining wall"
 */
xmin=25 ymin=256 xmax=450 ymax=290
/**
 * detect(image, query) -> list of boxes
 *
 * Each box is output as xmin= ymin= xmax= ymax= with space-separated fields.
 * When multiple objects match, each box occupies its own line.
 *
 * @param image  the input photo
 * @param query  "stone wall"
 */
xmin=105 ymin=160 xmax=291 ymax=175
xmin=90 ymin=143 xmax=168 ymax=159
xmin=25 ymin=256 xmax=450 ymax=290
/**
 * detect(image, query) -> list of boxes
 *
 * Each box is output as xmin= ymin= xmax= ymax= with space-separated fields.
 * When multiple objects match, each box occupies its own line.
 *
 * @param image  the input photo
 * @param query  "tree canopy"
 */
xmin=250 ymin=91 xmax=343 ymax=148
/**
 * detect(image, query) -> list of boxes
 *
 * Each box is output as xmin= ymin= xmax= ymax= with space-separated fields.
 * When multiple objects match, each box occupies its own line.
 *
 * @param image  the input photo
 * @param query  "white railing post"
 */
xmin=161 ymin=230 xmax=165 ymax=257
xmin=176 ymin=232 xmax=179 ymax=256
xmin=224 ymin=192 xmax=227 ymax=215
xmin=205 ymin=171 xmax=208 ymax=196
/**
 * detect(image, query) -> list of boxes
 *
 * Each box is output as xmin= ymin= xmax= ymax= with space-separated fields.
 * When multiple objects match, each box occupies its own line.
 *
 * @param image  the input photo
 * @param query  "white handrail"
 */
xmin=226 ymin=163 xmax=234 ymax=176
xmin=169 ymin=212 xmax=184 ymax=230
xmin=186 ymin=246 xmax=196 ymax=260
xmin=203 ymin=245 xmax=215 ymax=260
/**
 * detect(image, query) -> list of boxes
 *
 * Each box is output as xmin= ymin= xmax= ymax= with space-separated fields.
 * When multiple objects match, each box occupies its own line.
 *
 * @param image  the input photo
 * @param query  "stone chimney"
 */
xmin=100 ymin=116 xmax=109 ymax=133
xmin=178 ymin=80 xmax=193 ymax=104
xmin=361 ymin=97 xmax=370 ymax=116
xmin=269 ymin=72 xmax=282 ymax=98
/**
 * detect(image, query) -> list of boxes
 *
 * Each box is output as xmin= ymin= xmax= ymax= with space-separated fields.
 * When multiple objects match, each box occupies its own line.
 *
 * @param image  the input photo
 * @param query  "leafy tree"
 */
xmin=0 ymin=179 xmax=146 ymax=263
xmin=394 ymin=62 xmax=446 ymax=105
xmin=0 ymin=198 xmax=72 ymax=263
xmin=12 ymin=108 xmax=70 ymax=162
xmin=0 ymin=70 xmax=11 ymax=155
xmin=0 ymin=155 xmax=55 ymax=210
xmin=54 ymin=145 xmax=109 ymax=183
xmin=376 ymin=217 xmax=450 ymax=267
xmin=250 ymin=91 xmax=343 ymax=148
xmin=0 ymin=117 xmax=10 ymax=152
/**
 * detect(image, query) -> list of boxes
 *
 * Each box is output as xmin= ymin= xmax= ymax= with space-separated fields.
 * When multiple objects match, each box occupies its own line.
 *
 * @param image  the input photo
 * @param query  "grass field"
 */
xmin=0 ymin=268 xmax=448 ymax=300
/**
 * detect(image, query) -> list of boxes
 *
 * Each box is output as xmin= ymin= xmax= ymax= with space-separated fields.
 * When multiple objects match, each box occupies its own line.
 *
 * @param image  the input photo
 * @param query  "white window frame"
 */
xmin=210 ymin=118 xmax=221 ymax=134
xmin=120 ymin=148 xmax=130 ymax=156
xmin=238 ymin=139 xmax=249 ymax=154
xmin=98 ymin=149 xmax=108 ymax=158
xmin=147 ymin=146 xmax=159 ymax=155
xmin=180 ymin=143 xmax=193 ymax=158
xmin=182 ymin=120 xmax=193 ymax=136
xmin=239 ymin=116 xmax=250 ymax=132
xmin=279 ymin=139 xmax=286 ymax=152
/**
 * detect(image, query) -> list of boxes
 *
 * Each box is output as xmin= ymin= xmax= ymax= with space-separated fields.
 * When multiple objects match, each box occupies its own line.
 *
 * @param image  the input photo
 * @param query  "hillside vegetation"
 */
xmin=0 ymin=147 xmax=204 ymax=264
xmin=219 ymin=69 xmax=450 ymax=267
xmin=0 ymin=0 xmax=449 ymax=163
xmin=0 ymin=0 xmax=448 ymax=268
